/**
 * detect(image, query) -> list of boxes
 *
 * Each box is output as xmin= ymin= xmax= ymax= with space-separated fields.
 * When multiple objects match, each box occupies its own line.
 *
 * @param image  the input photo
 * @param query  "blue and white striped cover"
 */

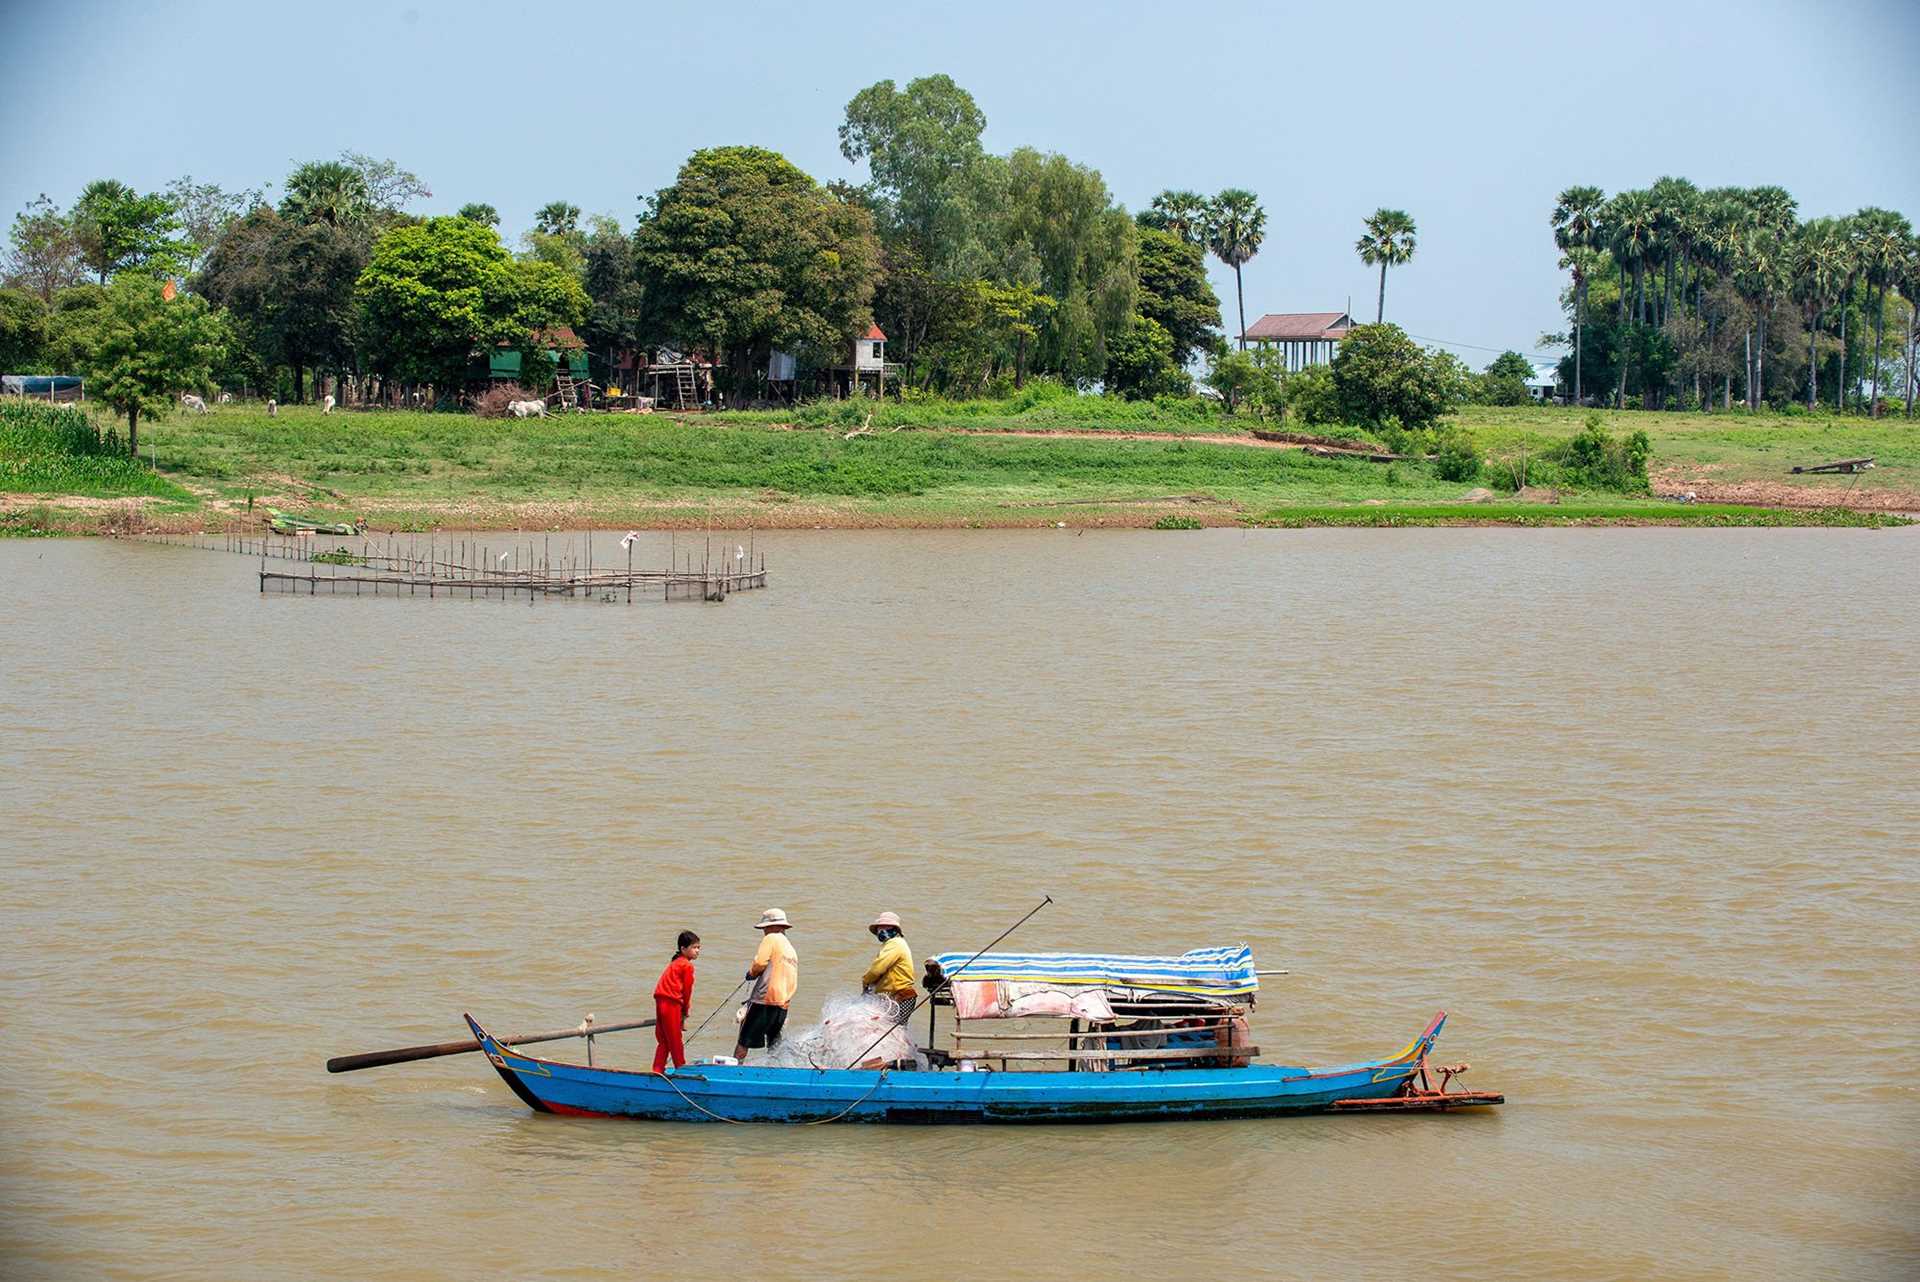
xmin=928 ymin=945 xmax=1258 ymax=996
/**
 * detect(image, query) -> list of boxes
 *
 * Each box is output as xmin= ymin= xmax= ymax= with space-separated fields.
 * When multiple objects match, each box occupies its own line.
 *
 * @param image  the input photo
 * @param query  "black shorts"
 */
xmin=739 ymin=1002 xmax=788 ymax=1049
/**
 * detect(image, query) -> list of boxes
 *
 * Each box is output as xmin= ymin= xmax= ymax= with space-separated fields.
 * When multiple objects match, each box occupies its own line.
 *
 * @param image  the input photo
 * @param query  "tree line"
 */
xmin=0 ymin=77 xmax=1267 ymax=414
xmin=1549 ymin=180 xmax=1917 ymax=415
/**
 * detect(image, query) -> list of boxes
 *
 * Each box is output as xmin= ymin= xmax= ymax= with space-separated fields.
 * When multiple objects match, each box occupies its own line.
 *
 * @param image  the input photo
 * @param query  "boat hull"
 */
xmin=465 ymin=1012 xmax=1451 ymax=1125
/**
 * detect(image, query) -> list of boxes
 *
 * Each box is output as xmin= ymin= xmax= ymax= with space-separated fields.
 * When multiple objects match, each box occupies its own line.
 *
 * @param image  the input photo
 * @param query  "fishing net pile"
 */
xmin=762 ymin=991 xmax=921 ymax=1070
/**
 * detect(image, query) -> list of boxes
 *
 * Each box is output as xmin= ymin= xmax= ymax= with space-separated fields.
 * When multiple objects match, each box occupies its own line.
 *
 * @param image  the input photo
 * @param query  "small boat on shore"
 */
xmin=463 ymin=945 xmax=1503 ymax=1125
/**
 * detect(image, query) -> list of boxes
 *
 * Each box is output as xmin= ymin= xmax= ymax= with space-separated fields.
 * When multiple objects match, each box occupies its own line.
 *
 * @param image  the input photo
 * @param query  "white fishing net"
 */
xmin=761 ymin=990 xmax=922 ymax=1070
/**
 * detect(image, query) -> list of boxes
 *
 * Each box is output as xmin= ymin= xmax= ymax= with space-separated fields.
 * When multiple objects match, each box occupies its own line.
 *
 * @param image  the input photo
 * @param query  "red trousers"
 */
xmin=653 ymin=997 xmax=687 ymax=1072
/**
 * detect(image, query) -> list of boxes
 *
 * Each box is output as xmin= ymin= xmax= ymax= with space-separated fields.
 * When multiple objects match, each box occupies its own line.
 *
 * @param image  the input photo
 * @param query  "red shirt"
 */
xmin=653 ymin=956 xmax=695 ymax=1009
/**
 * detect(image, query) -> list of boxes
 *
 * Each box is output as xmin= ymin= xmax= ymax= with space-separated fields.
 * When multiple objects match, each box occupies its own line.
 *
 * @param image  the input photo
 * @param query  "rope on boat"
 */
xmin=655 ymin=1066 xmax=892 ymax=1126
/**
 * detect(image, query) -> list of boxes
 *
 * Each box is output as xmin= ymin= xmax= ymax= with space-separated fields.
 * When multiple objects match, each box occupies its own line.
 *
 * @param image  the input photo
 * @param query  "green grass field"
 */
xmin=5 ymin=396 xmax=1914 ymax=532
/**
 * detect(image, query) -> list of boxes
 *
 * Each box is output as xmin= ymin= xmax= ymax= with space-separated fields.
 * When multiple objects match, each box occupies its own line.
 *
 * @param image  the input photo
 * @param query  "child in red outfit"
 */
xmin=652 ymin=931 xmax=700 ymax=1072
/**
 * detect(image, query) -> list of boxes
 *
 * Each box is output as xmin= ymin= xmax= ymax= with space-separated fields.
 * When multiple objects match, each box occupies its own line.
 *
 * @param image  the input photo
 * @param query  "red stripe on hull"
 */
xmin=541 ymin=1099 xmax=618 ymax=1119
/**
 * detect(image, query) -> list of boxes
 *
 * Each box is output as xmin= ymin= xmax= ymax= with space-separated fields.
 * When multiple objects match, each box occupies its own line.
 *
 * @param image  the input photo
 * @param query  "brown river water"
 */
xmin=2 ymin=528 xmax=1917 ymax=1281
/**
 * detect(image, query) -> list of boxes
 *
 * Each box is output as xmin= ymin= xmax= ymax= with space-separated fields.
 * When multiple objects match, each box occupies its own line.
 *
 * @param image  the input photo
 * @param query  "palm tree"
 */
xmin=1355 ymin=208 xmax=1417 ymax=324
xmin=279 ymin=161 xmax=373 ymax=230
xmin=1604 ymin=190 xmax=1657 ymax=406
xmin=1144 ymin=190 xmax=1210 ymax=247
xmin=1551 ymin=186 xmax=1606 ymax=404
xmin=535 ymin=201 xmax=581 ymax=237
xmin=1732 ymin=225 xmax=1787 ymax=409
xmin=1648 ymin=176 xmax=1698 ymax=328
xmin=1791 ymin=219 xmax=1846 ymax=410
xmin=1850 ymin=207 xmax=1914 ymax=416
xmin=1901 ymin=238 xmax=1920 ymax=418
xmin=1206 ymin=189 xmax=1265 ymax=351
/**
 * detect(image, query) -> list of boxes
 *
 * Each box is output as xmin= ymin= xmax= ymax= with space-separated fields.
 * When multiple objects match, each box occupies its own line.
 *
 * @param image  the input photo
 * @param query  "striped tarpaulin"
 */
xmin=928 ymin=946 xmax=1258 ymax=996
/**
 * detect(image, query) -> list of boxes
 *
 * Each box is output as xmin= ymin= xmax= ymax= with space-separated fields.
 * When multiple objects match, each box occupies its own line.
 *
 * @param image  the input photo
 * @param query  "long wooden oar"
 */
xmin=327 ymin=1016 xmax=654 ymax=1074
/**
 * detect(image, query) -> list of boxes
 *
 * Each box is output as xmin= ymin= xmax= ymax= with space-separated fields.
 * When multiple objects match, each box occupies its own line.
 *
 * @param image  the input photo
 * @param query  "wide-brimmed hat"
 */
xmin=869 ymin=911 xmax=902 ymax=933
xmin=754 ymin=908 xmax=791 ymax=930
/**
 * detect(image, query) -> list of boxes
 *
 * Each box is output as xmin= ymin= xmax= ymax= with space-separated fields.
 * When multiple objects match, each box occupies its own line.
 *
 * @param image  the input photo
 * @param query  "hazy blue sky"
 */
xmin=4 ymin=0 xmax=1916 ymax=368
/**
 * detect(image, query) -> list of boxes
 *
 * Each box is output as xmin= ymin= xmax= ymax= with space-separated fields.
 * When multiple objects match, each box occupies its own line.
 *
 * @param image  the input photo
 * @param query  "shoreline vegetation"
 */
xmin=2 ymin=400 xmax=1912 ymax=536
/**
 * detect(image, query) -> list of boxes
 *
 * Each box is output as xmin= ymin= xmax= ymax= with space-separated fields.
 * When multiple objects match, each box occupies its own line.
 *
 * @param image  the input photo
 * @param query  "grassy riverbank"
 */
xmin=2 ymin=400 xmax=1913 ymax=532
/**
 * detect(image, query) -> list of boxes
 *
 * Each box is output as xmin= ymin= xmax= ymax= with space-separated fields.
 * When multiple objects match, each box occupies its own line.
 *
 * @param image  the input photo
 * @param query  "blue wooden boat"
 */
xmin=465 ymin=1010 xmax=1493 ymax=1124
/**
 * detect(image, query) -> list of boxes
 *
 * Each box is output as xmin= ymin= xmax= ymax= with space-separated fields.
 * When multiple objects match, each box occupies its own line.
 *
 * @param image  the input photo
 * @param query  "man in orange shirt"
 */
xmin=733 ymin=908 xmax=799 ymax=1062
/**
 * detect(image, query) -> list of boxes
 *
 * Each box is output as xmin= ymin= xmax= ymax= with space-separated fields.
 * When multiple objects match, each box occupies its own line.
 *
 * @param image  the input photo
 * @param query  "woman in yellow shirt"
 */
xmin=861 ymin=912 xmax=916 ymax=1023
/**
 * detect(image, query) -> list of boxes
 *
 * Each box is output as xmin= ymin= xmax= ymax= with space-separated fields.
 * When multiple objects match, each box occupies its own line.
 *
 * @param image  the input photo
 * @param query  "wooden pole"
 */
xmin=326 ymin=1016 xmax=656 ymax=1073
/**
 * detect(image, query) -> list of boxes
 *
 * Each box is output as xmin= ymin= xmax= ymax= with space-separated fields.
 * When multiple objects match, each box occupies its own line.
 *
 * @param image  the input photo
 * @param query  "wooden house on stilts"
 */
xmin=1241 ymin=312 xmax=1354 ymax=371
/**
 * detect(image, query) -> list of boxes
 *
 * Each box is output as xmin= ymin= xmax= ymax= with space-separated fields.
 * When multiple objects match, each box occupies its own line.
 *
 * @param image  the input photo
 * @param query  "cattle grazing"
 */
xmin=266 ymin=399 xmax=278 ymax=417
xmin=508 ymin=399 xmax=548 ymax=419
xmin=180 ymin=394 xmax=208 ymax=414
xmin=219 ymin=392 xmax=232 ymax=404
xmin=322 ymin=394 xmax=336 ymax=415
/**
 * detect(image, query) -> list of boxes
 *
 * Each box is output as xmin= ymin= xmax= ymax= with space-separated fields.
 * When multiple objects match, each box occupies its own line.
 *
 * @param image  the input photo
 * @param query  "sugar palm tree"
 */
xmin=1732 ymin=225 xmax=1787 ymax=409
xmin=1206 ymin=189 xmax=1265 ymax=350
xmin=1551 ymin=185 xmax=1606 ymax=404
xmin=1792 ymin=219 xmax=1847 ymax=410
xmin=535 ymin=201 xmax=581 ymax=237
xmin=1144 ymin=190 xmax=1210 ymax=247
xmin=280 ymin=161 xmax=373 ymax=230
xmin=1355 ymin=208 xmax=1417 ymax=324
xmin=1850 ymin=207 xmax=1915 ymax=416
xmin=1647 ymin=176 xmax=1698 ymax=328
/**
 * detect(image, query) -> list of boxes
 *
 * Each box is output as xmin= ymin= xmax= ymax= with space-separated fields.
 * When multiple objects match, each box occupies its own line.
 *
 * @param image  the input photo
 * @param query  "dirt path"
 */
xmin=1651 ymin=468 xmax=1920 ymax=513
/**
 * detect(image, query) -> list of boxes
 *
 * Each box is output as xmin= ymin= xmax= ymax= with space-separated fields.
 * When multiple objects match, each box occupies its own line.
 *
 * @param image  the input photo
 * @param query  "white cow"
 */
xmin=180 ymin=393 xmax=208 ymax=414
xmin=507 ymin=399 xmax=547 ymax=419
xmin=322 ymin=394 xmax=336 ymax=415
xmin=266 ymin=399 xmax=278 ymax=417
xmin=219 ymin=392 xmax=232 ymax=404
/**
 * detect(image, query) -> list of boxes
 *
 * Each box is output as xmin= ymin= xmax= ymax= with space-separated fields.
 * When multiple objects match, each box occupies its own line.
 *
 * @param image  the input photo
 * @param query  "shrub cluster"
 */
xmin=1487 ymin=414 xmax=1652 ymax=493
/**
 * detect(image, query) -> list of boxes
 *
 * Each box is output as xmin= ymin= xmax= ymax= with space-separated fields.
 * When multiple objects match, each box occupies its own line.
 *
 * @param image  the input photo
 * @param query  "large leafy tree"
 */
xmin=166 ymin=176 xmax=265 ymax=277
xmin=1133 ymin=227 xmax=1220 ymax=366
xmin=1103 ymin=315 xmax=1189 ymax=399
xmin=1206 ymin=189 xmax=1265 ymax=350
xmin=198 ymin=207 xmax=365 ymax=402
xmin=1330 ymin=323 xmax=1463 ymax=428
xmin=578 ymin=215 xmax=645 ymax=382
xmin=357 ymin=216 xmax=585 ymax=391
xmin=5 ymin=195 xmax=87 ymax=301
xmin=1138 ymin=191 xmax=1211 ymax=248
xmin=981 ymin=281 xmax=1055 ymax=388
xmin=340 ymin=152 xmax=431 ymax=221
xmin=839 ymin=74 xmax=988 ymax=264
xmin=71 ymin=180 xmax=180 ymax=283
xmin=0 ymin=288 xmax=49 ymax=370
xmin=998 ymin=148 xmax=1136 ymax=384
xmin=79 ymin=276 xmax=226 ymax=454
xmin=1355 ymin=208 xmax=1417 ymax=324
xmin=634 ymin=146 xmax=879 ymax=392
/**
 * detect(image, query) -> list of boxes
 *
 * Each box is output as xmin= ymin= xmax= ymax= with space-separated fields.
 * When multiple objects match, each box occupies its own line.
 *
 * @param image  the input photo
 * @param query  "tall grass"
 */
xmin=0 ymin=401 xmax=190 ymax=498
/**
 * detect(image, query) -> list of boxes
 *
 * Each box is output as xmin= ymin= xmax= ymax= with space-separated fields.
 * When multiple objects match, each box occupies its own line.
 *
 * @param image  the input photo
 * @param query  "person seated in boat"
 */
xmin=733 ymin=908 xmax=798 ymax=1062
xmin=860 ymin=911 xmax=917 ymax=1023
xmin=651 ymin=930 xmax=699 ymax=1074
